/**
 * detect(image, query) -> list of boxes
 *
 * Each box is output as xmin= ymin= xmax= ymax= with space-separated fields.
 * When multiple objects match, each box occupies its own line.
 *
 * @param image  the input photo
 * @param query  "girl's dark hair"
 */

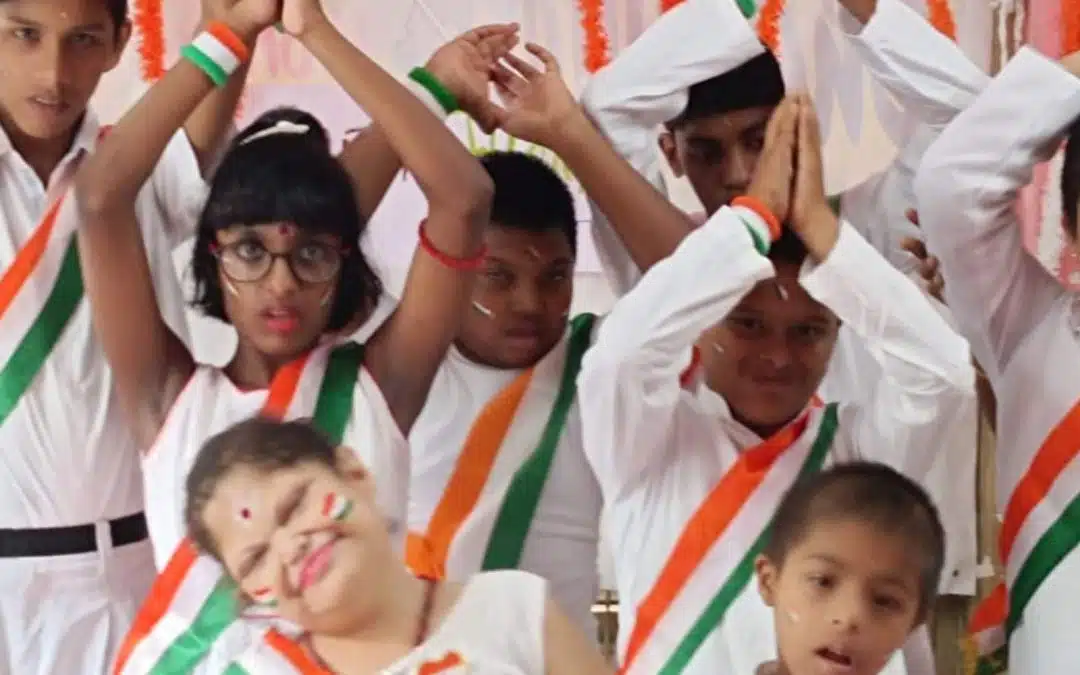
xmin=763 ymin=461 xmax=946 ymax=621
xmin=191 ymin=107 xmax=383 ymax=333
xmin=1060 ymin=115 xmax=1080 ymax=240
xmin=185 ymin=418 xmax=340 ymax=560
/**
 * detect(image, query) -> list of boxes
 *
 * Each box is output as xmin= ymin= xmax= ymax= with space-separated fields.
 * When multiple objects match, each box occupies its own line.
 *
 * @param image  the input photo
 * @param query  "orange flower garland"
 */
xmin=926 ymin=0 xmax=958 ymax=40
xmin=755 ymin=0 xmax=784 ymax=53
xmin=579 ymin=0 xmax=611 ymax=72
xmin=133 ymin=0 xmax=165 ymax=82
xmin=660 ymin=0 xmax=687 ymax=11
xmin=1065 ymin=0 xmax=1080 ymax=54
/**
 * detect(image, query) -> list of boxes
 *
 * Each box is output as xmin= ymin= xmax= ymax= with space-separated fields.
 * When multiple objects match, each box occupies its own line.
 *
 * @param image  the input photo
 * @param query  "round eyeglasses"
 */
xmin=213 ymin=240 xmax=346 ymax=284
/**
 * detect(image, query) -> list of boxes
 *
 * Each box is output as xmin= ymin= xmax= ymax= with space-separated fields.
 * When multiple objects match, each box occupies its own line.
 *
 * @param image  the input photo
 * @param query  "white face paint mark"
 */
xmin=224 ymin=278 xmax=241 ymax=297
xmin=472 ymin=301 xmax=494 ymax=318
xmin=712 ymin=343 xmax=725 ymax=355
xmin=776 ymin=282 xmax=789 ymax=301
xmin=319 ymin=290 xmax=332 ymax=307
xmin=786 ymin=609 xmax=800 ymax=624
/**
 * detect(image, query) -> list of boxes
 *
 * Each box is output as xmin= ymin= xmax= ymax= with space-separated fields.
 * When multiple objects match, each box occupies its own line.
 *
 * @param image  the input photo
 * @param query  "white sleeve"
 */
xmin=800 ymin=222 xmax=975 ymax=481
xmin=149 ymin=130 xmax=211 ymax=248
xmin=915 ymin=48 xmax=1080 ymax=379
xmin=579 ymin=207 xmax=774 ymax=498
xmin=580 ymin=0 xmax=763 ymax=296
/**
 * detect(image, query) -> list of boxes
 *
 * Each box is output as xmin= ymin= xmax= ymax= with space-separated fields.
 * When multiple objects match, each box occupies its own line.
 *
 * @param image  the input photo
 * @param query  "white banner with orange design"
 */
xmin=93 ymin=0 xmax=992 ymax=285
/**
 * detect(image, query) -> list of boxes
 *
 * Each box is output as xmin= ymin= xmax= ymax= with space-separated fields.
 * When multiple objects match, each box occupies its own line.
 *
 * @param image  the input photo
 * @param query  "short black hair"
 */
xmin=668 ymin=50 xmax=786 ymax=129
xmin=480 ymin=151 xmax=577 ymax=253
xmin=763 ymin=461 xmax=945 ymax=619
xmin=0 ymin=0 xmax=127 ymax=29
xmin=1060 ymin=115 xmax=1080 ymax=240
xmin=768 ymin=227 xmax=807 ymax=267
xmin=190 ymin=107 xmax=383 ymax=333
xmin=185 ymin=418 xmax=340 ymax=560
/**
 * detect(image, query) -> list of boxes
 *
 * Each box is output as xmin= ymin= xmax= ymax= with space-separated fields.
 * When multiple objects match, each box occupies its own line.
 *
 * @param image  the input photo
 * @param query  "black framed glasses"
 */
xmin=213 ymin=240 xmax=346 ymax=284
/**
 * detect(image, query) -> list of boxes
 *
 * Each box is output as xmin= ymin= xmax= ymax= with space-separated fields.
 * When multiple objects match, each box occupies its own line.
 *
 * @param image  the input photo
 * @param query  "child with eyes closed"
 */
xmin=178 ymin=418 xmax=613 ymax=674
xmin=753 ymin=462 xmax=946 ymax=675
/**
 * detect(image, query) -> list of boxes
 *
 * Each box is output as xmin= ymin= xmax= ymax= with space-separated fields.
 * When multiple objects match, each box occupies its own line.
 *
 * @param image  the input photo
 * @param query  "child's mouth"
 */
xmin=814 ymin=647 xmax=854 ymax=672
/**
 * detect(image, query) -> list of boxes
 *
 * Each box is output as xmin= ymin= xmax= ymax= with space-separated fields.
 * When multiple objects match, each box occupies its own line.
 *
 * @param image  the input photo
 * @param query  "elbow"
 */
xmin=430 ymin=166 xmax=494 ymax=223
xmin=912 ymin=152 xmax=961 ymax=232
xmin=74 ymin=166 xmax=124 ymax=223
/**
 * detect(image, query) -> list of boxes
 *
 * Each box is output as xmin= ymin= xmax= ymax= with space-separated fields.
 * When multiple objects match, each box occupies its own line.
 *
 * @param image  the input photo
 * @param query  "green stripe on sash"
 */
xmin=658 ymin=403 xmax=839 ymax=675
xmin=147 ymin=344 xmax=364 ymax=674
xmin=0 ymin=239 xmax=84 ymax=426
xmin=481 ymin=313 xmax=596 ymax=570
xmin=1006 ymin=491 xmax=1080 ymax=635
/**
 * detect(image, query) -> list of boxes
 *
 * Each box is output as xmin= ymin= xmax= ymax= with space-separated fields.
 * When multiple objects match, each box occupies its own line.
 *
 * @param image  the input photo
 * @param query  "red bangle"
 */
xmin=205 ymin=21 xmax=251 ymax=63
xmin=417 ymin=220 xmax=486 ymax=271
xmin=732 ymin=196 xmax=782 ymax=241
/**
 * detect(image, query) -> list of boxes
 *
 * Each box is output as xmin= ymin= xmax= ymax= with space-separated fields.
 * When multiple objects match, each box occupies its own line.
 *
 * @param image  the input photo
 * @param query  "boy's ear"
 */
xmin=755 ymin=553 xmax=779 ymax=607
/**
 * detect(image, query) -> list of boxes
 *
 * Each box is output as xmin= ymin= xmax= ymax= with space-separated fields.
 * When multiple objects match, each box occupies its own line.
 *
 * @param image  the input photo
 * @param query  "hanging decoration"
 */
xmin=660 ymin=0 xmax=687 ymax=11
xmin=134 ymin=0 xmax=166 ymax=82
xmin=755 ymin=0 xmax=784 ymax=53
xmin=927 ymin=0 xmax=958 ymax=40
xmin=1065 ymin=0 xmax=1080 ymax=54
xmin=578 ymin=0 xmax=611 ymax=72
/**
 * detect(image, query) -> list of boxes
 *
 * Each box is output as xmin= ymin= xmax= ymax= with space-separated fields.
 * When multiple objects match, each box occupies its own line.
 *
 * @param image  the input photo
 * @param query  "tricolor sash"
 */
xmin=963 ymin=395 xmax=1080 ymax=672
xmin=0 ymin=147 xmax=95 ymax=427
xmin=620 ymin=403 xmax=839 ymax=675
xmin=406 ymin=314 xmax=595 ymax=578
xmin=113 ymin=342 xmax=364 ymax=675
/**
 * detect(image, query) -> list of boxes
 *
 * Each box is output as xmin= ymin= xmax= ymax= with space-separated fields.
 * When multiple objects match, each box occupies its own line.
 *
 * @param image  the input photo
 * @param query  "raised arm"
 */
xmin=580 ymin=0 xmax=765 ymax=294
xmin=915 ymin=49 xmax=1080 ymax=379
xmin=577 ymin=99 xmax=802 ymax=498
xmin=286 ymin=1 xmax=492 ymax=433
xmin=75 ymin=1 xmax=274 ymax=446
xmin=833 ymin=0 xmax=990 ymax=271
xmin=336 ymin=25 xmax=519 ymax=222
xmin=790 ymin=101 xmax=973 ymax=480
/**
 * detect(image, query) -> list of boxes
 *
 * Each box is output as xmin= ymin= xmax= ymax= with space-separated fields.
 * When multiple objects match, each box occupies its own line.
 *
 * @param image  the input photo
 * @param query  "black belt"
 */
xmin=0 ymin=512 xmax=148 ymax=558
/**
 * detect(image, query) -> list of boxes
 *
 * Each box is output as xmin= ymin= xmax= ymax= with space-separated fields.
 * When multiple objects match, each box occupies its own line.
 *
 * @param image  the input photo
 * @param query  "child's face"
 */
xmin=0 ymin=0 xmax=127 ymax=142
xmin=202 ymin=450 xmax=392 ymax=634
xmin=755 ymin=518 xmax=924 ymax=675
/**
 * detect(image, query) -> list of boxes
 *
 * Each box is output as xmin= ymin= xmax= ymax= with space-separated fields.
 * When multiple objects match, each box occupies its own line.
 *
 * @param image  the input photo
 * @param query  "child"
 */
xmin=172 ymin=416 xmax=613 ymax=673
xmin=915 ymin=44 xmax=1080 ymax=674
xmin=0 ymin=0 xmax=242 ymax=671
xmin=77 ymin=0 xmax=495 ymax=671
xmin=754 ymin=462 xmax=945 ymax=675
xmin=576 ymin=94 xmax=972 ymax=675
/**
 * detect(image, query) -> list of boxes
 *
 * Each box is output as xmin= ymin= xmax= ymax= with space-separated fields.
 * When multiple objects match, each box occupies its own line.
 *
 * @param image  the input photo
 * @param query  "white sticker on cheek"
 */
xmin=786 ymin=609 xmax=800 ymax=624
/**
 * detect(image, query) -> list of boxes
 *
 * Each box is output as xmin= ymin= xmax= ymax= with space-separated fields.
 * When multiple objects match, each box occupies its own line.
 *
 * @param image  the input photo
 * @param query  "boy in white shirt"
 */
xmin=577 ymin=94 xmax=972 ymax=674
xmin=0 ymin=0 xmax=245 ymax=671
xmin=915 ymin=44 xmax=1080 ymax=675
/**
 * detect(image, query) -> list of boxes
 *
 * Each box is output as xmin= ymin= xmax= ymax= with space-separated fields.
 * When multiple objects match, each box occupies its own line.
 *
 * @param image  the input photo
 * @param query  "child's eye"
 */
xmin=807 ymin=574 xmax=834 ymax=589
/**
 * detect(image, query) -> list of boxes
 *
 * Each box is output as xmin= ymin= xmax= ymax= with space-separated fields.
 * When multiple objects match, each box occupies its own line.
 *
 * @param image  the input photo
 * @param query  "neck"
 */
xmin=0 ymin=113 xmax=81 ymax=185
xmin=226 ymin=337 xmax=316 ymax=390
xmin=312 ymin=565 xmax=429 ymax=666
xmin=755 ymin=659 xmax=790 ymax=675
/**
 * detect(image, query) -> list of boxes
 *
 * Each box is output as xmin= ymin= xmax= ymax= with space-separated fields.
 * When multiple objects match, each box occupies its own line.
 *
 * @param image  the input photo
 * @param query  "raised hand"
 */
xmin=202 ymin=0 xmax=280 ymax=37
xmin=280 ymin=0 xmax=329 ymax=38
xmin=789 ymin=95 xmax=839 ymax=260
xmin=489 ymin=43 xmax=582 ymax=147
xmin=427 ymin=24 xmax=520 ymax=133
xmin=902 ymin=210 xmax=945 ymax=301
xmin=744 ymin=96 xmax=799 ymax=225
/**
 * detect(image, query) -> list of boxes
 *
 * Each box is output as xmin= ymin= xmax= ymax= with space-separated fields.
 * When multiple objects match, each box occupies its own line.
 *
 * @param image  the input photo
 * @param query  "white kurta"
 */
xmin=581 ymin=0 xmax=984 ymax=597
xmin=916 ymin=47 xmax=1080 ymax=674
xmin=578 ymin=207 xmax=974 ymax=674
xmin=0 ymin=112 xmax=203 ymax=675
xmin=407 ymin=340 xmax=602 ymax=632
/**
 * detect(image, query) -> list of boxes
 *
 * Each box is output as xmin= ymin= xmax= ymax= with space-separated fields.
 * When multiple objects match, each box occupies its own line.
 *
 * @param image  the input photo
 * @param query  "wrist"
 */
xmin=542 ymin=107 xmax=593 ymax=153
xmin=796 ymin=206 xmax=840 ymax=261
xmin=408 ymin=67 xmax=459 ymax=116
xmin=295 ymin=14 xmax=335 ymax=44
xmin=220 ymin=16 xmax=263 ymax=45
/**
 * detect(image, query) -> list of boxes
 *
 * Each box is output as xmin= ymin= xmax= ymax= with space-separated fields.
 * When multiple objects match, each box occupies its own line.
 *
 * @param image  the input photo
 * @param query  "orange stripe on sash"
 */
xmin=406 ymin=369 xmax=535 ymax=579
xmin=262 ymin=352 xmax=312 ymax=418
xmin=112 ymin=539 xmax=200 ymax=673
xmin=0 ymin=197 xmax=64 ymax=320
xmin=264 ymin=629 xmax=330 ymax=672
xmin=998 ymin=398 xmax=1080 ymax=564
xmin=620 ymin=413 xmax=812 ymax=673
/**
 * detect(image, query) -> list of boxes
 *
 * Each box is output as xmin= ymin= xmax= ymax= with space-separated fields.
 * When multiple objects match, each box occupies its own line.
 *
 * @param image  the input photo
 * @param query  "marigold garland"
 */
xmin=755 ymin=0 xmax=784 ymax=53
xmin=133 ymin=0 xmax=165 ymax=82
xmin=660 ymin=0 xmax=686 ymax=11
xmin=1065 ymin=0 xmax=1080 ymax=53
xmin=926 ymin=0 xmax=957 ymax=40
xmin=579 ymin=0 xmax=611 ymax=73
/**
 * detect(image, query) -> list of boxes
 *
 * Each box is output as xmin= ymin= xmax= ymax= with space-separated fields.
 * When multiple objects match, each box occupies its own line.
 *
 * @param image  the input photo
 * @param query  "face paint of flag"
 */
xmin=322 ymin=492 xmax=353 ymax=522
xmin=251 ymin=586 xmax=277 ymax=607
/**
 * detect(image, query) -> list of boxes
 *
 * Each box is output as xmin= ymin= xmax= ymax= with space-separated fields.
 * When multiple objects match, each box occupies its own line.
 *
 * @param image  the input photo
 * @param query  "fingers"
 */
xmin=906 ymin=208 xmax=920 ymax=227
xmin=502 ymin=51 xmax=541 ymax=80
xmin=900 ymin=236 xmax=929 ymax=260
xmin=796 ymin=94 xmax=823 ymax=151
xmin=524 ymin=42 xmax=560 ymax=73
xmin=461 ymin=23 xmax=519 ymax=44
xmin=764 ymin=96 xmax=799 ymax=148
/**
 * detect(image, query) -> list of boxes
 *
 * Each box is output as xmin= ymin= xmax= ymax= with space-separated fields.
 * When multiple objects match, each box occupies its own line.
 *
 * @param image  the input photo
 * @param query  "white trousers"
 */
xmin=0 ymin=526 xmax=155 ymax=675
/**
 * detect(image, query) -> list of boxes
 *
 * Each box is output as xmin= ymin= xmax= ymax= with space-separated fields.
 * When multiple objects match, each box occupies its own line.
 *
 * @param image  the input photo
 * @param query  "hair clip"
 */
xmin=240 ymin=120 xmax=311 ymax=146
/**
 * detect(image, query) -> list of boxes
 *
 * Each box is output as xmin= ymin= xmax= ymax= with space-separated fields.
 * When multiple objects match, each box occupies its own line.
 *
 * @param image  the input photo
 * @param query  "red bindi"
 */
xmin=240 ymin=508 xmax=251 ymax=520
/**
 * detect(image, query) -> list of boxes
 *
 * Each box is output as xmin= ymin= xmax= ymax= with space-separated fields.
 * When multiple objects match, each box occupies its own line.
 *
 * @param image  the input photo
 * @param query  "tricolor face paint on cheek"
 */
xmin=322 ymin=492 xmax=353 ymax=522
xmin=250 ymin=586 xmax=277 ymax=607
xmin=472 ymin=301 xmax=495 ymax=318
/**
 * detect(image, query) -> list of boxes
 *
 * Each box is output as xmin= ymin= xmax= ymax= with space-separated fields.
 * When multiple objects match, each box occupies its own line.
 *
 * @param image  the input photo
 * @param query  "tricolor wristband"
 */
xmin=408 ymin=67 xmax=459 ymax=115
xmin=404 ymin=77 xmax=451 ymax=121
xmin=182 ymin=22 xmax=250 ymax=88
xmin=732 ymin=205 xmax=774 ymax=256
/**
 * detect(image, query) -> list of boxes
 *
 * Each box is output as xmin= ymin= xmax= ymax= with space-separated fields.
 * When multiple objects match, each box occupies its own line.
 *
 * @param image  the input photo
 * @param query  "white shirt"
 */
xmin=581 ymin=0 xmax=985 ymax=594
xmin=408 ymin=344 xmax=603 ymax=631
xmin=0 ymin=112 xmax=204 ymax=528
xmin=915 ymin=47 xmax=1080 ymax=673
xmin=578 ymin=207 xmax=973 ymax=673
